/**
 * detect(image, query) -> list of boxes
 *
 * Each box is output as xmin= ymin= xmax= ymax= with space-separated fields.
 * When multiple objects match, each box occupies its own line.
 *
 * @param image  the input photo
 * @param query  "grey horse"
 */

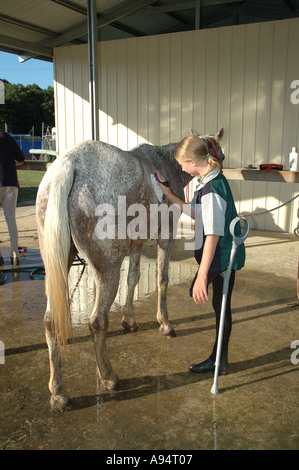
xmin=36 ymin=129 xmax=224 ymax=410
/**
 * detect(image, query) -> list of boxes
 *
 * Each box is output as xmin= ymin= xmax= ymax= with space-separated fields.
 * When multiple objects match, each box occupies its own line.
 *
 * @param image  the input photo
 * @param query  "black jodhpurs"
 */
xmin=190 ymin=270 xmax=236 ymax=363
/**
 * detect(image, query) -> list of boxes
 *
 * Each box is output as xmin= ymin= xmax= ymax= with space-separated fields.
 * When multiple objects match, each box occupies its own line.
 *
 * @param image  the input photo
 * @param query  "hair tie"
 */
xmin=207 ymin=153 xmax=210 ymax=157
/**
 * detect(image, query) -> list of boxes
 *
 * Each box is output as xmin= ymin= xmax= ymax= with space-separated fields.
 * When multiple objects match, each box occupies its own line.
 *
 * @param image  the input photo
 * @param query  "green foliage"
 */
xmin=0 ymin=79 xmax=54 ymax=134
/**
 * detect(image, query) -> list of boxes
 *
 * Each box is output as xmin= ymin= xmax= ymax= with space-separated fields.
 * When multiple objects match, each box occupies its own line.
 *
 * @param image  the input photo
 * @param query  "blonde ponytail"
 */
xmin=207 ymin=152 xmax=222 ymax=173
xmin=175 ymin=135 xmax=222 ymax=182
xmin=199 ymin=152 xmax=222 ymax=183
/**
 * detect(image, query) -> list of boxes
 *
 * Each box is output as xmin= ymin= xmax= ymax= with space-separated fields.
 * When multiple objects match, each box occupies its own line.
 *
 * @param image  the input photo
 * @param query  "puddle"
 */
xmin=0 ymin=244 xmax=197 ymax=331
xmin=1 ymin=243 xmax=299 ymax=450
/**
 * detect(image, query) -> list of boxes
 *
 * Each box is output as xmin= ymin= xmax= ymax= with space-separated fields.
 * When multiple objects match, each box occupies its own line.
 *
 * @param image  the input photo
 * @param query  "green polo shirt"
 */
xmin=190 ymin=170 xmax=246 ymax=272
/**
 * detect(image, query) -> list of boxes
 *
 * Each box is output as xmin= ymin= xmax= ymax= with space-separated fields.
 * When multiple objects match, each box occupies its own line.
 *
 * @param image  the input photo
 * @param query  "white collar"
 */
xmin=196 ymin=169 xmax=220 ymax=189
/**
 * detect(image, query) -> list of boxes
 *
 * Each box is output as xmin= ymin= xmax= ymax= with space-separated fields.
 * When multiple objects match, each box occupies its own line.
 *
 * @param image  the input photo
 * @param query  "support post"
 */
xmin=87 ymin=0 xmax=99 ymax=141
xmin=195 ymin=0 xmax=201 ymax=30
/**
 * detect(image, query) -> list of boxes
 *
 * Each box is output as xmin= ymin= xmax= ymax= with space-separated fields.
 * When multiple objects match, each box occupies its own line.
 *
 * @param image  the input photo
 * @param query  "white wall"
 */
xmin=54 ymin=18 xmax=299 ymax=232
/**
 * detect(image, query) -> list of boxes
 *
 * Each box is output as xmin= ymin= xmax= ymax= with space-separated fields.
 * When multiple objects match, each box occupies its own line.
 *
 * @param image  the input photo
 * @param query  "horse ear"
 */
xmin=215 ymin=127 xmax=224 ymax=142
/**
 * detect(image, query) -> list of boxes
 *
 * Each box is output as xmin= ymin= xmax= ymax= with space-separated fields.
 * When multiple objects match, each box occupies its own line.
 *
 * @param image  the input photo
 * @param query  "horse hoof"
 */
xmin=159 ymin=326 xmax=177 ymax=338
xmin=121 ymin=320 xmax=138 ymax=332
xmin=50 ymin=394 xmax=69 ymax=412
xmin=102 ymin=374 xmax=120 ymax=391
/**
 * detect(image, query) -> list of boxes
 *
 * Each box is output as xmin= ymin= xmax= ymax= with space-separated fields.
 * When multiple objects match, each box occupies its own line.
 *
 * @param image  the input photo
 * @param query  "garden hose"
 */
xmin=0 ymin=255 xmax=86 ymax=285
xmin=0 ymin=265 xmax=45 ymax=283
xmin=0 ymin=272 xmax=6 ymax=286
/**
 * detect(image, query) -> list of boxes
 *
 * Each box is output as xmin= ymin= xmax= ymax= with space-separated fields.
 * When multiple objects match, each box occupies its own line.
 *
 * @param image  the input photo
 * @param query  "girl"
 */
xmin=157 ymin=134 xmax=245 ymax=375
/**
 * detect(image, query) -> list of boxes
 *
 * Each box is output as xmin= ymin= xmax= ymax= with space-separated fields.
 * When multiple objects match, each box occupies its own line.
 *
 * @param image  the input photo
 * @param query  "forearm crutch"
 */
xmin=211 ymin=216 xmax=249 ymax=395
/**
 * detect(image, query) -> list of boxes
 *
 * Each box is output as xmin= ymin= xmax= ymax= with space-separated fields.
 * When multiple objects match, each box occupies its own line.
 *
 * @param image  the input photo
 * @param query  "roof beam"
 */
xmin=110 ymin=21 xmax=144 ymax=37
xmin=203 ymin=0 xmax=243 ymax=4
xmin=46 ymin=0 xmax=157 ymax=47
xmin=201 ymin=3 xmax=299 ymax=27
xmin=157 ymin=0 xmax=191 ymax=26
xmin=131 ymin=0 xmax=244 ymax=15
xmin=50 ymin=0 xmax=87 ymax=15
xmin=283 ymin=0 xmax=297 ymax=11
xmin=235 ymin=4 xmax=299 ymax=19
xmin=0 ymin=13 xmax=57 ymax=37
xmin=0 ymin=33 xmax=53 ymax=58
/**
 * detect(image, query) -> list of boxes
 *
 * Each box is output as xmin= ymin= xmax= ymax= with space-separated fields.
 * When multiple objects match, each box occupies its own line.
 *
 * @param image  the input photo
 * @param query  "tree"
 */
xmin=0 ymin=79 xmax=54 ymax=135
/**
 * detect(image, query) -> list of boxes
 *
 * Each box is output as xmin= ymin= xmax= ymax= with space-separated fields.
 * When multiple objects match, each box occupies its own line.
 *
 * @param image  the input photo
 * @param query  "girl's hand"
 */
xmin=156 ymin=171 xmax=166 ymax=183
xmin=156 ymin=171 xmax=172 ymax=199
xmin=192 ymin=272 xmax=209 ymax=304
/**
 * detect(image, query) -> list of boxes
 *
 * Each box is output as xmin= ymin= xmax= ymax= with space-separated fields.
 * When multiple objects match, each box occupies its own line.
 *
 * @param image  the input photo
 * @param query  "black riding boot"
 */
xmin=189 ymin=346 xmax=229 ymax=375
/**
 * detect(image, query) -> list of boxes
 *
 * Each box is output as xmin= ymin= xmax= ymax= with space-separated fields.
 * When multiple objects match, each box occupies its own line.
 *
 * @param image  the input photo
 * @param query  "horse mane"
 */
xmin=131 ymin=141 xmax=192 ymax=188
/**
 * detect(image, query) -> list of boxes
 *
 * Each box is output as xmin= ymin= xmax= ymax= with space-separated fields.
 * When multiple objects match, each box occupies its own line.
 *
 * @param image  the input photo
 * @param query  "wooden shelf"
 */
xmin=18 ymin=161 xmax=299 ymax=184
xmin=223 ymin=168 xmax=299 ymax=184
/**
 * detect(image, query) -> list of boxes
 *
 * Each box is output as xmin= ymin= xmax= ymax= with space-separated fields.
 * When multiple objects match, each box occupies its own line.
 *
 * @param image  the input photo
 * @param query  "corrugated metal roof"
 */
xmin=1 ymin=0 xmax=299 ymax=62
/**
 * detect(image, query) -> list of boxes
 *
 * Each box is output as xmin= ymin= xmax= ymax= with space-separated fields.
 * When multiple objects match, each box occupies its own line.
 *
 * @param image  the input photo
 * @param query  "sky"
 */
xmin=0 ymin=51 xmax=54 ymax=89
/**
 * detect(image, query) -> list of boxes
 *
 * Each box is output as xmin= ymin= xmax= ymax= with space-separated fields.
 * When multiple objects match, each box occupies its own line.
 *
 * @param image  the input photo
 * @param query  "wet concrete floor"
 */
xmin=0 ymin=204 xmax=298 ymax=450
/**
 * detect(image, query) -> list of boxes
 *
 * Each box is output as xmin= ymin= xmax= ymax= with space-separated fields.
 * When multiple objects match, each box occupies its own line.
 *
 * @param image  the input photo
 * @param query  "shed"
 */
xmin=1 ymin=0 xmax=299 ymax=232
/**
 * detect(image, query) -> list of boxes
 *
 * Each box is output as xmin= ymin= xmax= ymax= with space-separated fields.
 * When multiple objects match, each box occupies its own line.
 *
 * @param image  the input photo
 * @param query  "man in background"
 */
xmin=0 ymin=130 xmax=25 ymax=265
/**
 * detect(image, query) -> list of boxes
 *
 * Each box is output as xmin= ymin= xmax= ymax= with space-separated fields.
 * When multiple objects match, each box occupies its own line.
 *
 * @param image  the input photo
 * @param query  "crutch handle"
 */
xmin=230 ymin=216 xmax=250 ymax=246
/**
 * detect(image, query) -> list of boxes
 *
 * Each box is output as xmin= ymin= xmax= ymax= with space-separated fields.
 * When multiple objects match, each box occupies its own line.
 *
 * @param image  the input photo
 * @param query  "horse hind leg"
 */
xmin=121 ymin=244 xmax=142 ymax=331
xmin=44 ymin=304 xmax=69 ymax=411
xmin=44 ymin=243 xmax=78 ymax=411
xmin=88 ymin=263 xmax=122 ymax=391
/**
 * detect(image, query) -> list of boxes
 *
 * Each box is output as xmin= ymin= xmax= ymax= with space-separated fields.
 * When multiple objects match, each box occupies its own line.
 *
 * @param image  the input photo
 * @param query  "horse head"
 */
xmin=189 ymin=127 xmax=225 ymax=164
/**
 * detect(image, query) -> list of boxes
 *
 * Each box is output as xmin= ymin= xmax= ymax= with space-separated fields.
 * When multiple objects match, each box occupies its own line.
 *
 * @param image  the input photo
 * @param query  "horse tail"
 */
xmin=43 ymin=156 xmax=75 ymax=356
